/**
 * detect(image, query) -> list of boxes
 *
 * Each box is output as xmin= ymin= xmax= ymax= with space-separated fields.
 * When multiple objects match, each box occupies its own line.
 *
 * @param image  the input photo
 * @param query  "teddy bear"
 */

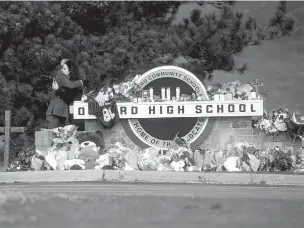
xmin=77 ymin=131 xmax=105 ymax=152
xmin=76 ymin=141 xmax=100 ymax=162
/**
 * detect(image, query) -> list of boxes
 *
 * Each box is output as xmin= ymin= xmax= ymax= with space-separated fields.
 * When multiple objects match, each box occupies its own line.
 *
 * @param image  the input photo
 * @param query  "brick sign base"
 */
xmin=84 ymin=117 xmax=302 ymax=151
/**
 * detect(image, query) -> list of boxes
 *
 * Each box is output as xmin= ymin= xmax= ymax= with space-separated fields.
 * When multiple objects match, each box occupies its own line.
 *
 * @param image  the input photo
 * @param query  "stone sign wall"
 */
xmin=84 ymin=117 xmax=301 ymax=151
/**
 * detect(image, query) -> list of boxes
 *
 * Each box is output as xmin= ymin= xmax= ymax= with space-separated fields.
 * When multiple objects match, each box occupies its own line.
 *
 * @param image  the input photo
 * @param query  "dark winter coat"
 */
xmin=46 ymin=71 xmax=83 ymax=118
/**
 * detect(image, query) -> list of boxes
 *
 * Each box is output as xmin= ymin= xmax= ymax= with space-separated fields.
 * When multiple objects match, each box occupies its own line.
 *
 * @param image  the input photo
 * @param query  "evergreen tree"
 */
xmin=174 ymin=1 xmax=294 ymax=79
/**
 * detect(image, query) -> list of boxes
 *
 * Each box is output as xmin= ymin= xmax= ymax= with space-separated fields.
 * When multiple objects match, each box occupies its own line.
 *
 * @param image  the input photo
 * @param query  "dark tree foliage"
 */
xmin=60 ymin=1 xmax=180 ymax=34
xmin=0 ymin=1 xmax=294 ymax=134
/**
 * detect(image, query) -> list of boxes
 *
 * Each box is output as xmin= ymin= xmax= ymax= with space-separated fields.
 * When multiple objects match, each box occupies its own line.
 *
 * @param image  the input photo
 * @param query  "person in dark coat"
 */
xmin=46 ymin=60 xmax=83 ymax=129
xmin=56 ymin=60 xmax=87 ymax=130
xmin=56 ymin=60 xmax=83 ymax=104
xmin=53 ymin=59 xmax=89 ymax=130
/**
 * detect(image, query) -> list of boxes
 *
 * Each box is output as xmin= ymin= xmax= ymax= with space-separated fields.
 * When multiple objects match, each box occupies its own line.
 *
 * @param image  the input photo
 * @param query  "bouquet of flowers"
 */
xmin=113 ymin=81 xmax=141 ymax=102
xmin=257 ymin=109 xmax=289 ymax=135
xmin=94 ymin=87 xmax=116 ymax=106
xmin=272 ymin=148 xmax=294 ymax=171
xmin=207 ymin=80 xmax=255 ymax=101
xmin=52 ymin=125 xmax=79 ymax=144
xmin=93 ymin=74 xmax=142 ymax=104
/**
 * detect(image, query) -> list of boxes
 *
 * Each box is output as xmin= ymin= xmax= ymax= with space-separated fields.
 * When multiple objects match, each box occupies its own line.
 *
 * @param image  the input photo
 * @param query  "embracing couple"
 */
xmin=46 ymin=59 xmax=86 ymax=130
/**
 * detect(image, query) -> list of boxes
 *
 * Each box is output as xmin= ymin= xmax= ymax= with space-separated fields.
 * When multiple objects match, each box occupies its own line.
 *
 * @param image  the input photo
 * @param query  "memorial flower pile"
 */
xmin=7 ymin=126 xmax=304 ymax=173
xmin=91 ymin=74 xmax=142 ymax=104
xmin=206 ymin=80 xmax=256 ymax=101
xmin=113 ymin=79 xmax=142 ymax=102
xmin=256 ymin=108 xmax=304 ymax=137
xmin=7 ymin=70 xmax=304 ymax=175
xmin=85 ymin=76 xmax=260 ymax=106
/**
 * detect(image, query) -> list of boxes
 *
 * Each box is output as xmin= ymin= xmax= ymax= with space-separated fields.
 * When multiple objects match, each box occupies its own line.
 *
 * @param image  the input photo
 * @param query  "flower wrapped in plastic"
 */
xmin=92 ymin=74 xmax=142 ymax=104
xmin=258 ymin=115 xmax=279 ymax=134
xmin=52 ymin=125 xmax=78 ymax=143
xmin=203 ymin=162 xmax=217 ymax=172
xmin=110 ymin=74 xmax=141 ymax=101
xmin=213 ymin=150 xmax=228 ymax=172
xmin=116 ymin=82 xmax=141 ymax=102
xmin=272 ymin=149 xmax=294 ymax=171
xmin=234 ymin=83 xmax=254 ymax=100
xmin=156 ymin=155 xmax=171 ymax=165
xmin=256 ymin=108 xmax=291 ymax=135
xmin=295 ymin=147 xmax=304 ymax=168
xmin=138 ymin=153 xmax=158 ymax=171
xmin=206 ymin=83 xmax=222 ymax=100
xmin=259 ymin=118 xmax=272 ymax=131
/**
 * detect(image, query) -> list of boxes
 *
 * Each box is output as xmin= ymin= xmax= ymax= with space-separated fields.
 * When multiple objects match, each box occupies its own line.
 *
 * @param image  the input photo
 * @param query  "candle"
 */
xmin=219 ymin=94 xmax=225 ymax=101
xmin=176 ymin=87 xmax=180 ymax=100
xmin=251 ymin=92 xmax=257 ymax=99
xmin=161 ymin=87 xmax=166 ymax=100
xmin=166 ymin=87 xmax=171 ymax=100
xmin=149 ymin=87 xmax=153 ymax=100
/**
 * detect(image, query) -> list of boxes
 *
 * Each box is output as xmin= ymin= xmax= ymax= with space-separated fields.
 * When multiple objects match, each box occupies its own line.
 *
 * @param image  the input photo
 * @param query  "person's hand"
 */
xmin=52 ymin=80 xmax=59 ymax=90
xmin=81 ymin=95 xmax=88 ymax=102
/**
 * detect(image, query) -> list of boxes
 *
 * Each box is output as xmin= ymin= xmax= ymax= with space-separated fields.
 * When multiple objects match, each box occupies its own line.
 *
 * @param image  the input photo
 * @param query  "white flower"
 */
xmin=259 ymin=119 xmax=272 ymax=130
xmin=113 ymin=84 xmax=120 ymax=94
xmin=95 ymin=91 xmax=109 ymax=106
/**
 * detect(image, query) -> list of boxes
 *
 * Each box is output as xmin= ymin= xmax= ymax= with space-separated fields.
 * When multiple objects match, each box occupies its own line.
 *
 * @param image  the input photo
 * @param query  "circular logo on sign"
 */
xmin=120 ymin=66 xmax=215 ymax=150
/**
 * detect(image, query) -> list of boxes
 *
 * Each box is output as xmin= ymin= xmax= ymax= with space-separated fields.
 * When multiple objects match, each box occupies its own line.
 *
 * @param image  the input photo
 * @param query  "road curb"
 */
xmin=0 ymin=170 xmax=304 ymax=185
xmin=104 ymin=171 xmax=253 ymax=184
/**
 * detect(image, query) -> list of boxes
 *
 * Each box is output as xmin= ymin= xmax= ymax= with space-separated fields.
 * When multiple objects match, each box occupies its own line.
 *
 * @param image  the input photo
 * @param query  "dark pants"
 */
xmin=46 ymin=115 xmax=66 ymax=129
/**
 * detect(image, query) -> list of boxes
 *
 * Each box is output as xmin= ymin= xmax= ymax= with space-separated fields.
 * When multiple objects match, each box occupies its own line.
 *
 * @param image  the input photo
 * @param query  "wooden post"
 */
xmin=1 ymin=112 xmax=25 ymax=169
xmin=4 ymin=110 xmax=11 ymax=168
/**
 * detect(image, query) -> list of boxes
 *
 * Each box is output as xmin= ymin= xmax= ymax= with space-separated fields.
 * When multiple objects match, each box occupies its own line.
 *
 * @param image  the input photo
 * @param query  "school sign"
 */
xmin=117 ymin=100 xmax=262 ymax=119
xmin=73 ymin=66 xmax=263 ymax=150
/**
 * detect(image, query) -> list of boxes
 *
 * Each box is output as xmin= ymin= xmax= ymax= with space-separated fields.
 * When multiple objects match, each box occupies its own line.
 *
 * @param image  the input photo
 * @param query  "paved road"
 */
xmin=0 ymin=183 xmax=304 ymax=228
xmin=1 ymin=182 xmax=304 ymax=199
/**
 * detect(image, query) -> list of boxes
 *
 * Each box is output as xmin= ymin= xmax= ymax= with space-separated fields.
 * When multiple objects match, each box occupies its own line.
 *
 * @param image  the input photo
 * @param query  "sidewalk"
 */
xmin=1 ymin=170 xmax=304 ymax=185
